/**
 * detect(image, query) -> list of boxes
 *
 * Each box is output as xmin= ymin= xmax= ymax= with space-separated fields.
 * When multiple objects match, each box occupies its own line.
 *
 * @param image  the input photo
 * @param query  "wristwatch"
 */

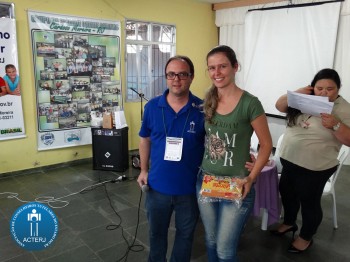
xmin=332 ymin=122 xmax=341 ymax=131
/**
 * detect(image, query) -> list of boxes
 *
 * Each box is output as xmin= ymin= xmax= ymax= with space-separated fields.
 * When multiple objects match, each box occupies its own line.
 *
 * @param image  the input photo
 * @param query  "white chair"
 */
xmin=322 ymin=145 xmax=350 ymax=229
xmin=250 ymin=132 xmax=259 ymax=154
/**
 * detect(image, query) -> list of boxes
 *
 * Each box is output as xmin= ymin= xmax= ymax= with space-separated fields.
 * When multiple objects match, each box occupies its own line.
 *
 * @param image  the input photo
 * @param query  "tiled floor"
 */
xmin=1 ymin=158 xmax=350 ymax=262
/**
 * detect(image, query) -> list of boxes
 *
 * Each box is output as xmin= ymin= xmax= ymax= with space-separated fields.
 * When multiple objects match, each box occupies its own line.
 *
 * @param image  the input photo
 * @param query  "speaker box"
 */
xmin=91 ymin=127 xmax=129 ymax=172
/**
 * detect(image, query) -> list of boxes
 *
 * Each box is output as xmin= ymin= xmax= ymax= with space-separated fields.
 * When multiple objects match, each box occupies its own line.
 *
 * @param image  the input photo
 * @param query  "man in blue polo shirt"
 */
xmin=137 ymin=55 xmax=205 ymax=262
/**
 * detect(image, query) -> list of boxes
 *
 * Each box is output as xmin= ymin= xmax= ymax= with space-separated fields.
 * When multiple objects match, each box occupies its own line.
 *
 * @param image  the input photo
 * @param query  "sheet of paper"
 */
xmin=287 ymin=91 xmax=334 ymax=116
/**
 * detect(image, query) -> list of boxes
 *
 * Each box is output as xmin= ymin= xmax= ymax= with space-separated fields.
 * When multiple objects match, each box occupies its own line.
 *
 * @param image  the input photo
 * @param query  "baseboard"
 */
xmin=0 ymin=158 xmax=93 ymax=178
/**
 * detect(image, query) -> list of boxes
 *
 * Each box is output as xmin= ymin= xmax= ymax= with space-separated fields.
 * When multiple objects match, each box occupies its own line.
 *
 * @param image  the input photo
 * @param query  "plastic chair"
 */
xmin=250 ymin=132 xmax=259 ymax=154
xmin=322 ymin=145 xmax=350 ymax=229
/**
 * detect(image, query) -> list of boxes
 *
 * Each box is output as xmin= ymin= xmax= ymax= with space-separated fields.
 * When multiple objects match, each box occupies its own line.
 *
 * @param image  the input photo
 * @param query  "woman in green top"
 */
xmin=196 ymin=45 xmax=272 ymax=262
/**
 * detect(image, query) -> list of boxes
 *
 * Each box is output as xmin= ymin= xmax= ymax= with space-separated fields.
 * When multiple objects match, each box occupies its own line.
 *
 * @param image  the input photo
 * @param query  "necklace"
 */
xmin=300 ymin=115 xmax=312 ymax=129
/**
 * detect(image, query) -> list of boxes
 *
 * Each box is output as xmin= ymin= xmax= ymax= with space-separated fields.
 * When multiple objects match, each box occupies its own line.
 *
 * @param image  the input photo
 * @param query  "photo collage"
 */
xmin=35 ymin=31 xmax=120 ymax=131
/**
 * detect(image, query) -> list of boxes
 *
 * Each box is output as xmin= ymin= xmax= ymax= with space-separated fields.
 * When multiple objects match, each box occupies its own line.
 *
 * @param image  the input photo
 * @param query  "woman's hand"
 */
xmin=320 ymin=113 xmax=339 ymax=129
xmin=241 ymin=176 xmax=254 ymax=199
xmin=296 ymin=85 xmax=314 ymax=95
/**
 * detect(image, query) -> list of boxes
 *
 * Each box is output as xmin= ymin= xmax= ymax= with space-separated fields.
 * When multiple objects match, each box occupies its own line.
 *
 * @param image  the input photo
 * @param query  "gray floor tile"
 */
xmin=5 ymin=252 xmax=39 ymax=262
xmin=97 ymin=240 xmax=148 ymax=262
xmin=62 ymin=209 xmax=111 ymax=232
xmin=31 ymin=227 xmax=84 ymax=261
xmin=79 ymin=225 xmax=125 ymax=252
xmin=0 ymin=161 xmax=349 ymax=262
xmin=0 ymin=235 xmax=26 ymax=261
xmin=40 ymin=245 xmax=101 ymax=262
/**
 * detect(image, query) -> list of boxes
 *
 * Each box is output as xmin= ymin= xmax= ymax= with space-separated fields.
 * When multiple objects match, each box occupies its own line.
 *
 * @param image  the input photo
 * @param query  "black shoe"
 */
xmin=288 ymin=239 xmax=313 ymax=253
xmin=270 ymin=224 xmax=298 ymax=238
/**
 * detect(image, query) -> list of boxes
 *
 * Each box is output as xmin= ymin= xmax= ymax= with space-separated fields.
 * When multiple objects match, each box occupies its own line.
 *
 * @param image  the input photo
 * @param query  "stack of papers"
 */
xmin=287 ymin=91 xmax=334 ymax=116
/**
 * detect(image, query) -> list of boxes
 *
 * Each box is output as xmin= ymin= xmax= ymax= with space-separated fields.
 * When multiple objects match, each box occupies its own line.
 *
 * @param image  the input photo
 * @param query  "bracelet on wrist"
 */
xmin=332 ymin=122 xmax=341 ymax=131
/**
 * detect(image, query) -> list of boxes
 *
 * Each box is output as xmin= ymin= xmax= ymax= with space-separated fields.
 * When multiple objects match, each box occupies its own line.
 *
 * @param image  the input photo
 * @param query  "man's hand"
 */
xmin=245 ymin=153 xmax=256 ymax=172
xmin=137 ymin=170 xmax=148 ymax=188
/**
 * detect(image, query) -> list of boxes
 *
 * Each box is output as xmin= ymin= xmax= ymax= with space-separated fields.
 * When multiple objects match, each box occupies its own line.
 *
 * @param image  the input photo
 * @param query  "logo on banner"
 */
xmin=10 ymin=202 xmax=58 ymax=251
xmin=64 ymin=130 xmax=81 ymax=143
xmin=0 ymin=127 xmax=23 ymax=134
xmin=41 ymin=132 xmax=55 ymax=145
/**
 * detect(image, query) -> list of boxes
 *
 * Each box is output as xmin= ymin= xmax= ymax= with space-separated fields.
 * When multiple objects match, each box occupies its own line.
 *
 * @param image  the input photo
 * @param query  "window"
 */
xmin=0 ymin=2 xmax=15 ymax=18
xmin=125 ymin=20 xmax=176 ymax=102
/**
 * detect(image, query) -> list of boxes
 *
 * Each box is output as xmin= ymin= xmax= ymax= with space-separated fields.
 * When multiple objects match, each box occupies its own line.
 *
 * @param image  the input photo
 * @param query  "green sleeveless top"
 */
xmin=201 ymin=91 xmax=265 ymax=178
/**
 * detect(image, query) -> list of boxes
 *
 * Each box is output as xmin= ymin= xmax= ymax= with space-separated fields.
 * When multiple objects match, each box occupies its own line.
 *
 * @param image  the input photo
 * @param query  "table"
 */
xmin=253 ymin=160 xmax=281 ymax=230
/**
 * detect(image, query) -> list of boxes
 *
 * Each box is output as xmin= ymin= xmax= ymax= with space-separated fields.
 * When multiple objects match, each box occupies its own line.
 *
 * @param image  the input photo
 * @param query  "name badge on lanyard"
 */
xmin=164 ymin=137 xmax=183 ymax=161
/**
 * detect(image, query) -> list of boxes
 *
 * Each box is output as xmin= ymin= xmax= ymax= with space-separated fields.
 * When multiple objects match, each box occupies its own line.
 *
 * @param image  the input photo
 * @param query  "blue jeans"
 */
xmin=196 ymin=173 xmax=255 ymax=262
xmin=145 ymin=189 xmax=199 ymax=262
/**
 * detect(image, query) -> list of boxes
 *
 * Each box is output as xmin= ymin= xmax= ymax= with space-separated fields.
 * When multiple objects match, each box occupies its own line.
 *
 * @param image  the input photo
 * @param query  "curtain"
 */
xmin=216 ymin=0 xmax=350 ymax=103
xmin=335 ymin=0 xmax=350 ymax=101
xmin=244 ymin=2 xmax=341 ymax=115
xmin=216 ymin=0 xmax=349 ymax=147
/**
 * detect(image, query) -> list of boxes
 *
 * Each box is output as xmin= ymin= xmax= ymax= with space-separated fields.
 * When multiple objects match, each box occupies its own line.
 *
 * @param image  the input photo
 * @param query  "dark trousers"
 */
xmin=279 ymin=158 xmax=337 ymax=240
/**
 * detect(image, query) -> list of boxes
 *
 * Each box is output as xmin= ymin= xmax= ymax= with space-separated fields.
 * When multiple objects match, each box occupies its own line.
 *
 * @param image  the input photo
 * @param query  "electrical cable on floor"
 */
xmin=0 ymin=172 xmax=146 ymax=261
xmin=0 ymin=175 xmax=127 ymax=208
xmin=98 ymin=173 xmax=145 ymax=262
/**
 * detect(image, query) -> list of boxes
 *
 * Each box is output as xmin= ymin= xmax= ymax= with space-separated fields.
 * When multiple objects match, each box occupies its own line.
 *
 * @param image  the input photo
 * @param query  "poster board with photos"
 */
xmin=28 ymin=11 xmax=121 ymax=150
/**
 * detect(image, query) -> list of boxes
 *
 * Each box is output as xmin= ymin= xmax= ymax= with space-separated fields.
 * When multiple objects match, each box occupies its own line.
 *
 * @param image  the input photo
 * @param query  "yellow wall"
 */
xmin=0 ymin=0 xmax=218 ymax=174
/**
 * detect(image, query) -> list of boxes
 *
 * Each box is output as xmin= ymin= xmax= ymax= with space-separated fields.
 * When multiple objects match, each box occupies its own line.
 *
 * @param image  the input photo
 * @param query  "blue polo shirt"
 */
xmin=139 ymin=89 xmax=205 ymax=195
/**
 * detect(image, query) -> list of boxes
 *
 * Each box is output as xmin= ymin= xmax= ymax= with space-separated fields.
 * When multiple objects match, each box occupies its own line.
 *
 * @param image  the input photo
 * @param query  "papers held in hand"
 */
xmin=287 ymin=91 xmax=334 ymax=116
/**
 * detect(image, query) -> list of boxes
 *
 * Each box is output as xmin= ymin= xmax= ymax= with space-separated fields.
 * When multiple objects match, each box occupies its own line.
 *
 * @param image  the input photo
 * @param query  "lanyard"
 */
xmin=161 ymin=107 xmax=191 ymax=138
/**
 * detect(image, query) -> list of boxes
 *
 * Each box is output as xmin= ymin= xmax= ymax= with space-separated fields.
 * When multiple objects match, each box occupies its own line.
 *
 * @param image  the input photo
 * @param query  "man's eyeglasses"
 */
xmin=165 ymin=72 xmax=192 ymax=80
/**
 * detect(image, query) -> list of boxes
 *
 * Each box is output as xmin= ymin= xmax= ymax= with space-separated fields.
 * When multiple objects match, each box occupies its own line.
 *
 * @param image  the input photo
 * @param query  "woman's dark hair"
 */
xmin=286 ymin=68 xmax=341 ymax=126
xmin=310 ymin=68 xmax=341 ymax=89
xmin=164 ymin=55 xmax=194 ymax=76
xmin=204 ymin=45 xmax=238 ymax=123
